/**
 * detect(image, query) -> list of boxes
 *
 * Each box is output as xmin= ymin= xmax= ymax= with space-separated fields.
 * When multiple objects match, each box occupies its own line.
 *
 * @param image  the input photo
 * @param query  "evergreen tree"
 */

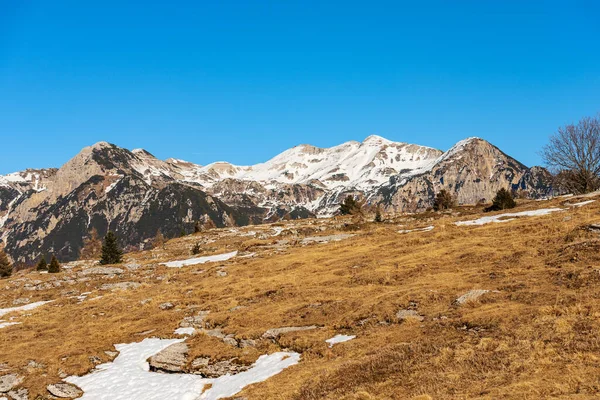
xmin=180 ymin=228 xmax=187 ymax=237
xmin=339 ymin=196 xmax=358 ymax=215
xmin=374 ymin=205 xmax=383 ymax=223
xmin=433 ymin=190 xmax=454 ymax=211
xmin=194 ymin=221 xmax=202 ymax=233
xmin=0 ymin=250 xmax=12 ymax=278
xmin=153 ymin=230 xmax=165 ymax=249
xmin=36 ymin=257 xmax=47 ymax=271
xmin=100 ymin=231 xmax=123 ymax=265
xmin=48 ymin=255 xmax=60 ymax=273
xmin=80 ymin=228 xmax=103 ymax=260
xmin=486 ymin=188 xmax=517 ymax=212
xmin=191 ymin=242 xmax=201 ymax=255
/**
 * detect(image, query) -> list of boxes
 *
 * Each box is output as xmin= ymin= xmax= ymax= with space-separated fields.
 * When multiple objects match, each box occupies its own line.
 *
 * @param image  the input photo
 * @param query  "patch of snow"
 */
xmin=0 ymin=321 xmax=21 ymax=329
xmin=455 ymin=208 xmax=564 ymax=226
xmin=174 ymin=327 xmax=195 ymax=336
xmin=66 ymin=338 xmax=300 ymax=400
xmin=398 ymin=225 xmax=434 ymax=234
xmin=569 ymin=200 xmax=596 ymax=207
xmin=325 ymin=334 xmax=356 ymax=348
xmin=161 ymin=251 xmax=238 ymax=268
xmin=0 ymin=300 xmax=53 ymax=318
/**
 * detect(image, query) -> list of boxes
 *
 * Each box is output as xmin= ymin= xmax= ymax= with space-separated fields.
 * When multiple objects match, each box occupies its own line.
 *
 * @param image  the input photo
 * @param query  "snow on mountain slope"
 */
xmin=167 ymin=135 xmax=443 ymax=191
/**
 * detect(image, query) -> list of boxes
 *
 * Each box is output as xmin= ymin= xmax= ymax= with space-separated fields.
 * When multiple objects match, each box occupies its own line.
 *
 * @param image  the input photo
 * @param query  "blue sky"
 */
xmin=1 ymin=1 xmax=599 ymax=174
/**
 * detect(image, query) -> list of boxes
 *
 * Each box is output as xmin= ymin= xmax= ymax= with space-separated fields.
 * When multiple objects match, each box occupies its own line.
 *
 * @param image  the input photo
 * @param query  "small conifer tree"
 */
xmin=194 ymin=221 xmax=202 ymax=233
xmin=487 ymin=188 xmax=517 ymax=211
xmin=0 ymin=250 xmax=13 ymax=278
xmin=36 ymin=257 xmax=47 ymax=271
xmin=180 ymin=228 xmax=186 ymax=237
xmin=100 ymin=231 xmax=123 ymax=265
xmin=191 ymin=243 xmax=201 ymax=255
xmin=374 ymin=205 xmax=383 ymax=223
xmin=433 ymin=190 xmax=454 ymax=211
xmin=153 ymin=230 xmax=165 ymax=249
xmin=48 ymin=255 xmax=60 ymax=273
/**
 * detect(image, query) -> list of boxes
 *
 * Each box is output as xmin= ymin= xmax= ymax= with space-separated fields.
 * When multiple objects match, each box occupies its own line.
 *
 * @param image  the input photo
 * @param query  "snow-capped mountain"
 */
xmin=166 ymin=135 xmax=442 ymax=191
xmin=0 ymin=136 xmax=553 ymax=264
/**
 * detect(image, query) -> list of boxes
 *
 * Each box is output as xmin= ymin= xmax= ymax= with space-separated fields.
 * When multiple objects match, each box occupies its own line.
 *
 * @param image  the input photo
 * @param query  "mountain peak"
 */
xmin=362 ymin=135 xmax=391 ymax=145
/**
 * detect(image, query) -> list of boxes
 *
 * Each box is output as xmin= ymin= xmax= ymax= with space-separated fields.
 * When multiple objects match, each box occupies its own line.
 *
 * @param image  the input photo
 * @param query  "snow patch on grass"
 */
xmin=398 ymin=226 xmax=434 ymax=234
xmin=161 ymin=251 xmax=238 ymax=268
xmin=455 ymin=208 xmax=564 ymax=226
xmin=66 ymin=338 xmax=300 ymax=400
xmin=0 ymin=300 xmax=53 ymax=318
xmin=325 ymin=334 xmax=356 ymax=348
xmin=174 ymin=327 xmax=195 ymax=336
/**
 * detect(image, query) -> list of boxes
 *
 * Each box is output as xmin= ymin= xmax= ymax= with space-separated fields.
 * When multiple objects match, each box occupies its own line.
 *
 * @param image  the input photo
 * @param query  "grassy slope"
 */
xmin=1 ymin=195 xmax=600 ymax=399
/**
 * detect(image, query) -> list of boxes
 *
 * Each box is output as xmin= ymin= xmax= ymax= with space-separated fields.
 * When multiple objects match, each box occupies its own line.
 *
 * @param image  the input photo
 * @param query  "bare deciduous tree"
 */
xmin=541 ymin=114 xmax=600 ymax=194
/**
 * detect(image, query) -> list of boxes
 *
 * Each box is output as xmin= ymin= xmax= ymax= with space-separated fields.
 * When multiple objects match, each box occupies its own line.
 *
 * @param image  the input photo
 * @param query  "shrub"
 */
xmin=48 ymin=255 xmax=60 ymax=273
xmin=433 ymin=190 xmax=454 ymax=211
xmin=36 ymin=257 xmax=47 ymax=271
xmin=191 ymin=243 xmax=202 ymax=255
xmin=485 ymin=188 xmax=517 ymax=212
xmin=0 ymin=250 xmax=12 ymax=278
xmin=100 ymin=231 xmax=123 ymax=265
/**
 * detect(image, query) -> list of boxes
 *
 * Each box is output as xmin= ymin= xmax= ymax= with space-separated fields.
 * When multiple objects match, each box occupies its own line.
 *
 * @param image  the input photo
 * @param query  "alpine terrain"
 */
xmin=0 ymin=136 xmax=552 ymax=264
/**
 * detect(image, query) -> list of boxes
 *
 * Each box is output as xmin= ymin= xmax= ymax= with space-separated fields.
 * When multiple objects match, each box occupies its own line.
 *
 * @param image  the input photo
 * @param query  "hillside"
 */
xmin=0 ymin=192 xmax=599 ymax=399
xmin=0 ymin=137 xmax=553 ymax=265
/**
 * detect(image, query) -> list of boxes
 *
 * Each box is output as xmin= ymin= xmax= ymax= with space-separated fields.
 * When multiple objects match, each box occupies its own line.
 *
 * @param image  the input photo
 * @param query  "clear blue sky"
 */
xmin=1 ymin=1 xmax=599 ymax=174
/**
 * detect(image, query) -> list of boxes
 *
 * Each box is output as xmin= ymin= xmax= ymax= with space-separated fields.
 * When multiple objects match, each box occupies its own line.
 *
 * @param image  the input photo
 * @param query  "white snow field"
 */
xmin=455 ymin=208 xmax=564 ymax=226
xmin=325 ymin=334 xmax=356 ymax=348
xmin=0 ymin=300 xmax=53 ymax=318
xmin=66 ymin=338 xmax=300 ymax=400
xmin=161 ymin=251 xmax=238 ymax=268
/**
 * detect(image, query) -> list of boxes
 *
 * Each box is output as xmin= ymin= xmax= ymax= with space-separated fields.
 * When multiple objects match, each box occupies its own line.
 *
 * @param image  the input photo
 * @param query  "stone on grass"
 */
xmin=396 ymin=309 xmax=425 ymax=322
xmin=47 ymin=382 xmax=83 ymax=398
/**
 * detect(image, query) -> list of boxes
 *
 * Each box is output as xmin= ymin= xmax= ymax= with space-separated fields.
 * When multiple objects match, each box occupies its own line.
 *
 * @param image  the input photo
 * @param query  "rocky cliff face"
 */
xmin=0 ymin=143 xmax=265 ymax=264
xmin=0 ymin=137 xmax=553 ymax=264
xmin=375 ymin=138 xmax=553 ymax=212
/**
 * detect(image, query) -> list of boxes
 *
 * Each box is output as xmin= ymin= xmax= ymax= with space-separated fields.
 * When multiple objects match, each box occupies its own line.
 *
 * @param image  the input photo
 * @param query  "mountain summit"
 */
xmin=0 ymin=136 xmax=552 ymax=263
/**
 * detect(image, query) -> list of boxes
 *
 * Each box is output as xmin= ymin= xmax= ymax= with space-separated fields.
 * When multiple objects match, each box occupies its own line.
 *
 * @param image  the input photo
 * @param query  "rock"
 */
xmin=104 ymin=351 xmax=118 ymax=358
xmin=47 ymin=383 xmax=83 ymax=398
xmin=11 ymin=298 xmax=29 ymax=305
xmin=239 ymin=339 xmax=256 ymax=348
xmin=148 ymin=343 xmax=188 ymax=373
xmin=159 ymin=302 xmax=174 ymax=310
xmin=124 ymin=262 xmax=142 ymax=271
xmin=216 ymin=270 xmax=227 ymax=277
xmin=301 ymin=234 xmax=355 ymax=245
xmin=455 ymin=289 xmax=497 ymax=305
xmin=396 ymin=309 xmax=424 ymax=322
xmin=179 ymin=311 xmax=209 ymax=328
xmin=190 ymin=357 xmax=249 ymax=378
xmin=80 ymin=267 xmax=124 ymax=276
xmin=0 ymin=375 xmax=21 ymax=393
xmin=6 ymin=388 xmax=28 ymax=400
xmin=99 ymin=282 xmax=140 ymax=291
xmin=140 ymin=298 xmax=152 ymax=305
xmin=262 ymin=325 xmax=318 ymax=339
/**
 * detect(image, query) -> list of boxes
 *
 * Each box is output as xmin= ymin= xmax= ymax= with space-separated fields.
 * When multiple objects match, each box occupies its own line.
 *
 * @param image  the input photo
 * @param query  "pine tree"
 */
xmin=194 ymin=221 xmax=202 ymax=233
xmin=339 ymin=196 xmax=358 ymax=215
xmin=36 ymin=257 xmax=47 ymax=271
xmin=191 ymin=242 xmax=201 ymax=255
xmin=374 ymin=205 xmax=383 ymax=223
xmin=486 ymin=188 xmax=517 ymax=212
xmin=433 ymin=190 xmax=454 ymax=211
xmin=0 ymin=250 xmax=12 ymax=278
xmin=180 ymin=228 xmax=187 ymax=237
xmin=48 ymin=255 xmax=60 ymax=273
xmin=100 ymin=231 xmax=123 ymax=265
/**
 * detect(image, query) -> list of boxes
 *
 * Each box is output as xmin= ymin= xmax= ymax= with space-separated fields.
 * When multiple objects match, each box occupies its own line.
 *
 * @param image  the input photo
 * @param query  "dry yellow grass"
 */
xmin=1 ymin=195 xmax=600 ymax=399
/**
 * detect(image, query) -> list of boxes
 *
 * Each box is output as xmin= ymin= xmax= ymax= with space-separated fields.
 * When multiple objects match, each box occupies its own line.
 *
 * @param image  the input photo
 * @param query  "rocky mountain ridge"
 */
xmin=0 ymin=136 xmax=553 ymax=264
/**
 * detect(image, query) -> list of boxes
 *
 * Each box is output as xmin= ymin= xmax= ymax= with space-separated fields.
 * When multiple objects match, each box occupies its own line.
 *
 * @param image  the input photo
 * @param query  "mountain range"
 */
xmin=0 ymin=136 xmax=553 ymax=264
